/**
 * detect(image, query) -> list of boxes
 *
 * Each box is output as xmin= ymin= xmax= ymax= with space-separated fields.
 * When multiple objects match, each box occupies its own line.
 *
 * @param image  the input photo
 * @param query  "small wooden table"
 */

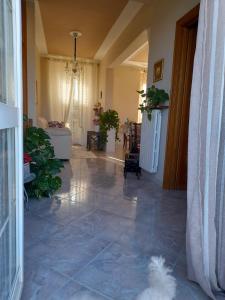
xmin=86 ymin=131 xmax=102 ymax=151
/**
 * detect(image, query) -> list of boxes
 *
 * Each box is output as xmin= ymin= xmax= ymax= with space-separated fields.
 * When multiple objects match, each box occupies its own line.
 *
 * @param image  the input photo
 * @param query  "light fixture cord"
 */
xmin=74 ymin=37 xmax=77 ymax=62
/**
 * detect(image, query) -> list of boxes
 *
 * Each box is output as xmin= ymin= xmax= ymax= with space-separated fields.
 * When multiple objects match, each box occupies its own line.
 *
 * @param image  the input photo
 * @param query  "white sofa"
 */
xmin=37 ymin=117 xmax=72 ymax=160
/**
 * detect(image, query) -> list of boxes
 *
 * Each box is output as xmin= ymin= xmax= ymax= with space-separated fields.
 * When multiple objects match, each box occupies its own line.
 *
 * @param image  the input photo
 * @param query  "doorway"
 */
xmin=163 ymin=5 xmax=199 ymax=190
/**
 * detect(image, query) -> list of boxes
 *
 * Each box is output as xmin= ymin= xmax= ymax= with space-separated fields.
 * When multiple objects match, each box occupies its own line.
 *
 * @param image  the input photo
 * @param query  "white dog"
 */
xmin=137 ymin=256 xmax=176 ymax=300
xmin=70 ymin=257 xmax=176 ymax=300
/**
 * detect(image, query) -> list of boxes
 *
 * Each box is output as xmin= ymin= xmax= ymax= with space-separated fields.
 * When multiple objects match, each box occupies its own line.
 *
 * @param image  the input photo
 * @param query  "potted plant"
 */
xmin=24 ymin=126 xmax=64 ymax=198
xmin=138 ymin=85 xmax=169 ymax=121
xmin=99 ymin=109 xmax=120 ymax=151
xmin=93 ymin=102 xmax=103 ymax=132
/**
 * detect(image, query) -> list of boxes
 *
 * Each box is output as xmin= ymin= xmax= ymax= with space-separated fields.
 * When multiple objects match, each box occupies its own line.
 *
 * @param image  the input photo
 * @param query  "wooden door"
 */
xmin=163 ymin=6 xmax=199 ymax=190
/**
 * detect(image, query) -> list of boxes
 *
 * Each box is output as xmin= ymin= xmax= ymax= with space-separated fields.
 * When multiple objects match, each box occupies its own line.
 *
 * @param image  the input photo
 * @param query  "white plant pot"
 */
xmin=95 ymin=125 xmax=100 ymax=132
xmin=106 ymin=128 xmax=116 ymax=153
xmin=140 ymin=111 xmax=162 ymax=173
xmin=24 ymin=162 xmax=30 ymax=177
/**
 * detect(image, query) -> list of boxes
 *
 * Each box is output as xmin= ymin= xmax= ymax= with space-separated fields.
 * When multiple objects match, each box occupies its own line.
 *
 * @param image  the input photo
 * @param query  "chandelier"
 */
xmin=65 ymin=31 xmax=82 ymax=78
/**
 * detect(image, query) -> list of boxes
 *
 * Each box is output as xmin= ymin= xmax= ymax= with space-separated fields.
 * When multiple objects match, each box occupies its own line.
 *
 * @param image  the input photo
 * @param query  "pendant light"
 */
xmin=65 ymin=31 xmax=82 ymax=77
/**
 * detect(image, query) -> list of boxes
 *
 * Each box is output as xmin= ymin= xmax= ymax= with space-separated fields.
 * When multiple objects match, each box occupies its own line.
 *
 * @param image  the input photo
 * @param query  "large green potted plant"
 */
xmin=138 ymin=85 xmax=169 ymax=121
xmin=99 ymin=109 xmax=120 ymax=149
xmin=24 ymin=126 xmax=64 ymax=198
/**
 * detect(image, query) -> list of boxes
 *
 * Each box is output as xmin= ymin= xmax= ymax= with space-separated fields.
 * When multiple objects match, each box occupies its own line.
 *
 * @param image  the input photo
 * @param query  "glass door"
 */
xmin=0 ymin=0 xmax=23 ymax=299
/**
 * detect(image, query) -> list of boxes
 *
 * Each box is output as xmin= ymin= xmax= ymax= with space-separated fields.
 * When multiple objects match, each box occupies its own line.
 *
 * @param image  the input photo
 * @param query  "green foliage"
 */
xmin=99 ymin=109 xmax=120 ymax=147
xmin=24 ymin=127 xmax=64 ymax=198
xmin=138 ymin=85 xmax=169 ymax=121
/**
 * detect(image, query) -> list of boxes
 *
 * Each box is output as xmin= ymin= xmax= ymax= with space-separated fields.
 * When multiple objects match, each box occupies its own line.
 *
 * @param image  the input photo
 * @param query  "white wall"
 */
xmin=35 ymin=48 xmax=41 ymax=117
xmin=26 ymin=0 xmax=36 ymax=125
xmin=35 ymin=0 xmax=47 ymax=119
xmin=146 ymin=0 xmax=199 ymax=182
xmin=25 ymin=0 xmax=48 ymax=124
xmin=112 ymin=66 xmax=141 ymax=124
xmin=98 ymin=0 xmax=199 ymax=183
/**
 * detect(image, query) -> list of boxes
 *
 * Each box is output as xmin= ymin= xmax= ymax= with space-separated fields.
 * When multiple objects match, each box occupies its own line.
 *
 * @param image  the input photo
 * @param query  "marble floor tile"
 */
xmin=74 ymin=209 xmax=133 ymax=241
xmin=23 ymin=146 xmax=209 ymax=300
xmin=75 ymin=241 xmax=149 ymax=300
xmin=33 ymin=197 xmax=95 ymax=226
xmin=26 ymin=224 xmax=111 ymax=278
xmin=175 ymin=276 xmax=210 ymax=300
xmin=21 ymin=258 xmax=69 ymax=300
xmin=24 ymin=211 xmax=64 ymax=249
xmin=50 ymin=280 xmax=111 ymax=300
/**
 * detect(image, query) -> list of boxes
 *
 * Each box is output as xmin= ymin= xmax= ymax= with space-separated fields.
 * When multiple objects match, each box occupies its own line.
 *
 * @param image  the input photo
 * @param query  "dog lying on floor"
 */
xmin=71 ymin=256 xmax=176 ymax=300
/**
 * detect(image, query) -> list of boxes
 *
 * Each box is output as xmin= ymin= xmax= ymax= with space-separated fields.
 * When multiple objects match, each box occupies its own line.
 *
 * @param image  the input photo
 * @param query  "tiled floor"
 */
xmin=22 ymin=146 xmax=209 ymax=300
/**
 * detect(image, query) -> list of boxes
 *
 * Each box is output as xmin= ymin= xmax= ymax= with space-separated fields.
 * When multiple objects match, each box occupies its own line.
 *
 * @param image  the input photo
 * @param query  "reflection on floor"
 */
xmin=22 ymin=146 xmax=209 ymax=300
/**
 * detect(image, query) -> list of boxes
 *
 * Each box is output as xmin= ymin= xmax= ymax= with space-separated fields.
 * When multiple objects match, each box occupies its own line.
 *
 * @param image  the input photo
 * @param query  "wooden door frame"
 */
xmin=163 ymin=5 xmax=199 ymax=190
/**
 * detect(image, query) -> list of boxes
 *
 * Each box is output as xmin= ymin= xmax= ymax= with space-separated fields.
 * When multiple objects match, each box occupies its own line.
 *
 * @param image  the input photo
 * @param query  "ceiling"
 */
xmin=38 ymin=0 xmax=129 ymax=59
xmin=129 ymin=44 xmax=149 ymax=63
xmin=123 ymin=43 xmax=149 ymax=68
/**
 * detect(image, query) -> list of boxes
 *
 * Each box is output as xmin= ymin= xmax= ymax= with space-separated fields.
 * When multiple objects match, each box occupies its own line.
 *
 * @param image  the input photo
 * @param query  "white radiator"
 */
xmin=140 ymin=110 xmax=162 ymax=173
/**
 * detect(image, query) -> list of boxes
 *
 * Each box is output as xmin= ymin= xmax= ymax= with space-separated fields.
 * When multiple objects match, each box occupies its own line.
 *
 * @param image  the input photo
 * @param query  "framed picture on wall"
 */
xmin=153 ymin=59 xmax=164 ymax=82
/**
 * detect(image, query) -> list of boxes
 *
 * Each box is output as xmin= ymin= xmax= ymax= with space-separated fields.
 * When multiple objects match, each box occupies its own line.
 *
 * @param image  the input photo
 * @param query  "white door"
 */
xmin=0 ymin=0 xmax=23 ymax=299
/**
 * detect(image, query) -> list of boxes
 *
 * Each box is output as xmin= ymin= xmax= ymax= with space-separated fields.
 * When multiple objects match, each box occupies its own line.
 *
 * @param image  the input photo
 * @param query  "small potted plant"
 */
xmin=99 ymin=109 xmax=120 ymax=152
xmin=138 ymin=85 xmax=169 ymax=121
xmin=93 ymin=102 xmax=103 ymax=132
xmin=24 ymin=127 xmax=64 ymax=198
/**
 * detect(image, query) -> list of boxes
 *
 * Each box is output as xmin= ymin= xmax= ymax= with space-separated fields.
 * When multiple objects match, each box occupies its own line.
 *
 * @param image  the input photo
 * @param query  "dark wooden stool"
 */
xmin=124 ymin=152 xmax=141 ymax=179
xmin=87 ymin=131 xmax=102 ymax=151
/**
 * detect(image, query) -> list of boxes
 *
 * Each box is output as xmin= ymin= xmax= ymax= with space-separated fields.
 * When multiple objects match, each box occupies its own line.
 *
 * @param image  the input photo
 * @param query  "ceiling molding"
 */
xmin=109 ymin=29 xmax=148 ymax=68
xmin=35 ymin=0 xmax=48 ymax=54
xmin=42 ymin=54 xmax=100 ymax=64
xmin=124 ymin=41 xmax=148 ymax=63
xmin=122 ymin=60 xmax=148 ymax=69
xmin=94 ymin=0 xmax=143 ymax=60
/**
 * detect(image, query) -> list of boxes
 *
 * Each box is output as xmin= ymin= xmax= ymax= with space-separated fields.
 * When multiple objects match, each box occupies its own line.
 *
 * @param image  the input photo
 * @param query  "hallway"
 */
xmin=22 ymin=147 xmax=208 ymax=300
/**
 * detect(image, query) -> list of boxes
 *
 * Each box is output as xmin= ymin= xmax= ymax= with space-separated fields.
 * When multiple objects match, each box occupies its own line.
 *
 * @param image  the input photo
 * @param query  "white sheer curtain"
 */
xmin=186 ymin=0 xmax=225 ymax=299
xmin=45 ymin=59 xmax=73 ymax=123
xmin=68 ymin=62 xmax=98 ymax=145
xmin=42 ymin=58 xmax=98 ymax=145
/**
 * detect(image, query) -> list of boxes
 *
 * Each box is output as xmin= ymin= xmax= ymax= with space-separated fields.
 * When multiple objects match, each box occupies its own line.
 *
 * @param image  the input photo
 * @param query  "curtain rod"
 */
xmin=42 ymin=54 xmax=100 ymax=65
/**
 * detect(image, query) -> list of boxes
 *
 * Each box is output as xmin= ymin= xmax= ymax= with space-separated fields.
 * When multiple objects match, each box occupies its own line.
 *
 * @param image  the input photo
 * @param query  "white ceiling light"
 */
xmin=65 ymin=31 xmax=82 ymax=77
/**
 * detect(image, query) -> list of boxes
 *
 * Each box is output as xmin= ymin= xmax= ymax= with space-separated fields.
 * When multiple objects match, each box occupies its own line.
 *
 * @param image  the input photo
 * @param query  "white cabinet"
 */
xmin=140 ymin=111 xmax=162 ymax=173
xmin=106 ymin=128 xmax=116 ymax=153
